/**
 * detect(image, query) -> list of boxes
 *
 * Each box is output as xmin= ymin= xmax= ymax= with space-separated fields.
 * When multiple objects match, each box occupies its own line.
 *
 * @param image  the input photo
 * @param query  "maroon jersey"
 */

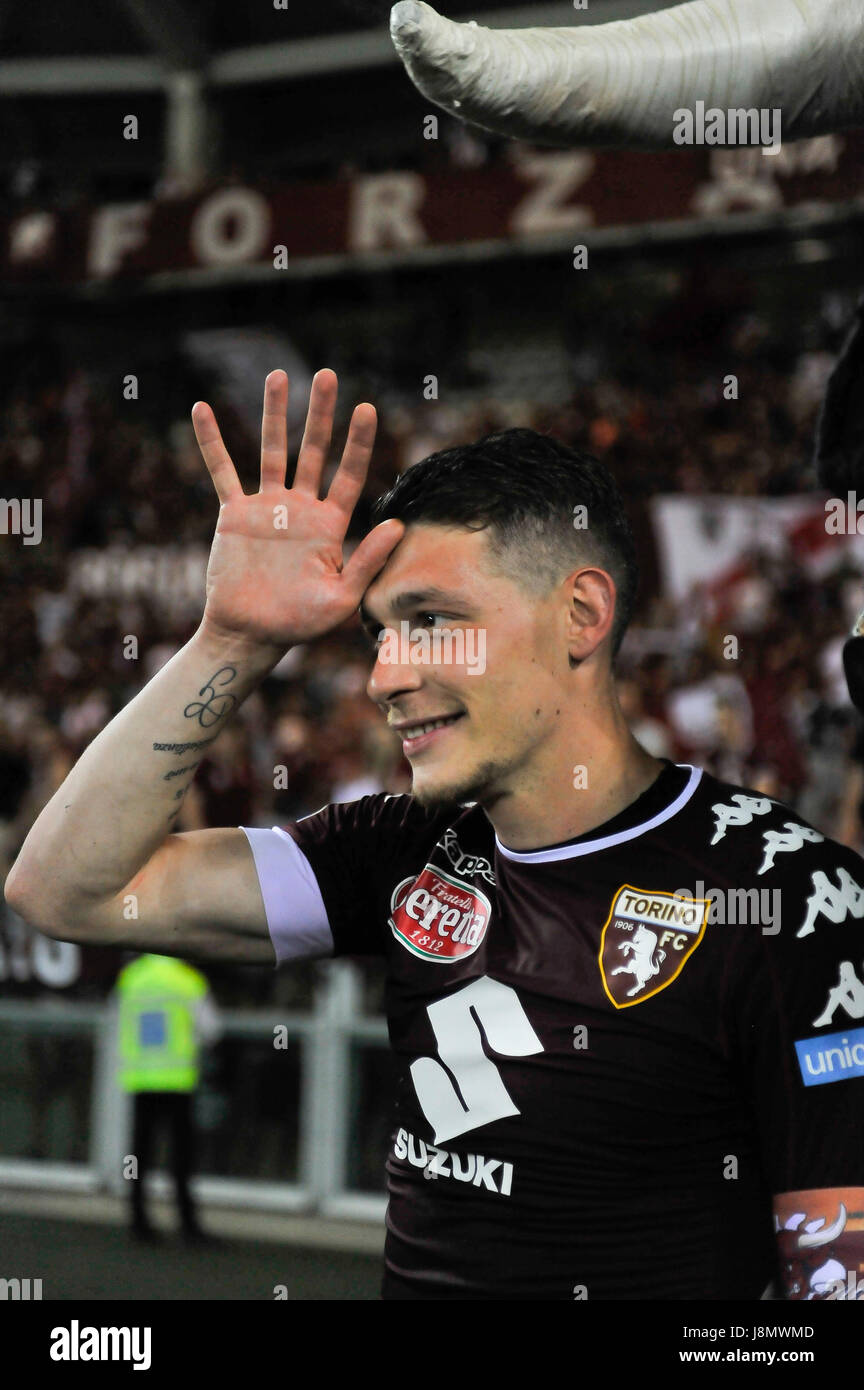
xmin=242 ymin=760 xmax=864 ymax=1299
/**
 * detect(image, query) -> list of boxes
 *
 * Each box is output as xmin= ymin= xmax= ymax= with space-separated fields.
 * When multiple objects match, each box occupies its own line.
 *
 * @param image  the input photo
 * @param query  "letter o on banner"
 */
xmin=190 ymin=188 xmax=271 ymax=267
xmin=32 ymin=936 xmax=81 ymax=989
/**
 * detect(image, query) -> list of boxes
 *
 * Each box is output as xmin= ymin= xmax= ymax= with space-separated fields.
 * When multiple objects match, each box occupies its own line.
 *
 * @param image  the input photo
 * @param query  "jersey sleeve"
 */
xmin=242 ymin=793 xmax=444 ymax=964
xmin=721 ymin=832 xmax=864 ymax=1197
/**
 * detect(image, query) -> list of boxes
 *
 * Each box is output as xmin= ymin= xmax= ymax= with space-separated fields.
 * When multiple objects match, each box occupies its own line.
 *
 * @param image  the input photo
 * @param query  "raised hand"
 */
xmin=192 ymin=369 xmax=404 ymax=649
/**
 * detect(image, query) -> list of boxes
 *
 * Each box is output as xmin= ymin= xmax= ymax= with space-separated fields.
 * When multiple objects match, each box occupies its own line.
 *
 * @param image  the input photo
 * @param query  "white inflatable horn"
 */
xmin=390 ymin=0 xmax=864 ymax=147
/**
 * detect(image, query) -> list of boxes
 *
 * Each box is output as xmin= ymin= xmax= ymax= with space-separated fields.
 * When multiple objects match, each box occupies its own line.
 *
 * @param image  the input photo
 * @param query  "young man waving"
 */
xmin=7 ymin=370 xmax=863 ymax=1300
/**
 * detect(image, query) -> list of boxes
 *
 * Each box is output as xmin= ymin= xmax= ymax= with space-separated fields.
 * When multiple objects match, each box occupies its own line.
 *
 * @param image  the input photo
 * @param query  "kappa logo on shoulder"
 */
xmin=438 ymin=827 xmax=496 ymax=886
xmin=389 ymin=864 xmax=492 ymax=963
xmin=599 ymin=884 xmax=709 ymax=1008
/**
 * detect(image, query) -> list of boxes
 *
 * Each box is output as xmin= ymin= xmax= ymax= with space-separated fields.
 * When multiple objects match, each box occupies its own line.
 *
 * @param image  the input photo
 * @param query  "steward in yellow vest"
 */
xmin=116 ymin=953 xmax=210 ymax=1093
xmin=114 ymin=954 xmax=219 ymax=1242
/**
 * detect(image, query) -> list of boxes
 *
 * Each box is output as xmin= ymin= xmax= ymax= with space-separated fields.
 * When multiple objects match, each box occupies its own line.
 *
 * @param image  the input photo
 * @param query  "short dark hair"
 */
xmin=369 ymin=427 xmax=639 ymax=660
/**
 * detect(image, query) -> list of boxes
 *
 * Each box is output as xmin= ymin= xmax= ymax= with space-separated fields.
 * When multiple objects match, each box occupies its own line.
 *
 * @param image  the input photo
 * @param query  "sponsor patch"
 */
xmin=599 ymin=884 xmax=709 ymax=1009
xmin=139 ymin=1011 xmax=167 ymax=1046
xmin=389 ymin=865 xmax=492 ymax=962
xmin=795 ymin=1027 xmax=864 ymax=1087
xmin=393 ymin=1128 xmax=513 ymax=1195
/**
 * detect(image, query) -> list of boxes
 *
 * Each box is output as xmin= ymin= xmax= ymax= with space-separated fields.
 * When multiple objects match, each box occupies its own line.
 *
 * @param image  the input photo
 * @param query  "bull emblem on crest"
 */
xmin=610 ymin=925 xmax=667 ymax=998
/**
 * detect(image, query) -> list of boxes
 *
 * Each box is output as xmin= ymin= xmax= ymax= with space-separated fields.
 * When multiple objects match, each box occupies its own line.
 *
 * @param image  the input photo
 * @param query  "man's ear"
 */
xmin=565 ymin=568 xmax=616 ymax=666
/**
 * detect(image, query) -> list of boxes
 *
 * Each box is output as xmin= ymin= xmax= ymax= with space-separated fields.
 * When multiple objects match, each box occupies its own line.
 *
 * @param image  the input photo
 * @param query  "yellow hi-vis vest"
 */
xmin=116 ymin=954 xmax=208 ymax=1093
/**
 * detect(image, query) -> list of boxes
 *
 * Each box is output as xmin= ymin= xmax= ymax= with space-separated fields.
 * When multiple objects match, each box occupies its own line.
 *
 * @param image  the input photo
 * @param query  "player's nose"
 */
xmin=366 ymin=631 xmax=425 ymax=704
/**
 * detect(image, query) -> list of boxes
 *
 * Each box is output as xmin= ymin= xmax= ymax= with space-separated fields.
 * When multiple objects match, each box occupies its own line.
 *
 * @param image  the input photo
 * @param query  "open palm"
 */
xmin=192 ymin=369 xmax=404 ymax=648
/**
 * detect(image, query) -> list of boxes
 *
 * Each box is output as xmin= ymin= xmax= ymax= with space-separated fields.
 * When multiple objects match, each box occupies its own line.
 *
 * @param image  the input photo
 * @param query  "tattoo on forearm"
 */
xmin=153 ymin=736 xmax=218 ymax=756
xmin=183 ymin=666 xmax=238 ymax=728
xmin=155 ymin=666 xmax=239 ymax=825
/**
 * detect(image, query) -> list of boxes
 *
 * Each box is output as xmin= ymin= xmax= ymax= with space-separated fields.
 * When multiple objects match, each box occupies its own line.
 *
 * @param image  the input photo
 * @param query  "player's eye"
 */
xmin=366 ymin=614 xmax=450 ymax=653
xmin=413 ymin=612 xmax=447 ymax=631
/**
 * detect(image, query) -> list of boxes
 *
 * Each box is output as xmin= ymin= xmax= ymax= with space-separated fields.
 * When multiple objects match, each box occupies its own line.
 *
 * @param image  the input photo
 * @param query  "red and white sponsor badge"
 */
xmin=389 ymin=865 xmax=492 ymax=962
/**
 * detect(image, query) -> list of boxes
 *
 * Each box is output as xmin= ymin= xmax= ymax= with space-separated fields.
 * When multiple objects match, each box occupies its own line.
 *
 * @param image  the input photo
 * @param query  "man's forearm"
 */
xmin=6 ymin=624 xmax=285 ymax=911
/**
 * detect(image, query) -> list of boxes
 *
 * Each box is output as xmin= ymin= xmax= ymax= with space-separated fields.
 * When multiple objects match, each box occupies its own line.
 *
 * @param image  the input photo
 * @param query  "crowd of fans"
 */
xmin=3 ymin=277 xmax=864 ymax=944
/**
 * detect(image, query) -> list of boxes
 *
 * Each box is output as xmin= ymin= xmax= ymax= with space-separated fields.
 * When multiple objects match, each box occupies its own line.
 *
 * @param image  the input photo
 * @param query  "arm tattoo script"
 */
xmin=153 ymin=735 xmax=218 ymax=756
xmin=183 ymin=666 xmax=238 ymax=728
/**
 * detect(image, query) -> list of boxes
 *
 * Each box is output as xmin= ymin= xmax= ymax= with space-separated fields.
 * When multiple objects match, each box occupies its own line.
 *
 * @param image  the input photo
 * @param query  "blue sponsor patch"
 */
xmin=139 ymin=1010 xmax=167 ymax=1047
xmin=795 ymin=1027 xmax=864 ymax=1087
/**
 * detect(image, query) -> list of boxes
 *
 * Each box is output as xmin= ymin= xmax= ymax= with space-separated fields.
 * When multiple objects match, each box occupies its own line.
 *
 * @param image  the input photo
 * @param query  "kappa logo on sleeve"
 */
xmin=757 ymin=822 xmax=825 ymax=875
xmin=797 ymin=866 xmax=864 ymax=938
xmin=710 ymin=793 xmax=774 ymax=845
xmin=812 ymin=959 xmax=864 ymax=1027
xmin=599 ymin=885 xmax=709 ymax=1008
xmin=795 ymin=1027 xmax=864 ymax=1087
xmin=389 ymin=865 xmax=492 ymax=963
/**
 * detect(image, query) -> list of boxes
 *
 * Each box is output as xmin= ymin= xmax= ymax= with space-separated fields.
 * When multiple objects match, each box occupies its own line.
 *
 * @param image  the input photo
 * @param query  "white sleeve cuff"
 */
xmin=240 ymin=826 xmax=334 ymax=965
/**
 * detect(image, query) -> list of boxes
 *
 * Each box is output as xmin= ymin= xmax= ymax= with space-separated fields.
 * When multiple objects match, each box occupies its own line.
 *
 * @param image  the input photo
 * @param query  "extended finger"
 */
xmin=259 ymin=369 xmax=289 ymax=492
xmin=291 ymin=369 xmax=337 ymax=496
xmin=324 ymin=402 xmax=378 ymax=520
xmin=342 ymin=518 xmax=406 ymax=604
xmin=191 ymin=401 xmax=243 ymax=504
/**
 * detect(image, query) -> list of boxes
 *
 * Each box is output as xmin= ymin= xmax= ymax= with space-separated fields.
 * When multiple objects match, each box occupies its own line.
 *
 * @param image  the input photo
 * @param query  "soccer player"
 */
xmin=6 ymin=370 xmax=863 ymax=1300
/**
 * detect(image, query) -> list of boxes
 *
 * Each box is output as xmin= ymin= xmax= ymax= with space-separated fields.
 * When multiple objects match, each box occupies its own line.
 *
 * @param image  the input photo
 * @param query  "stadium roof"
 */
xmin=0 ymin=1 xmax=678 ymax=89
xmin=0 ymin=1 xmax=685 ymax=204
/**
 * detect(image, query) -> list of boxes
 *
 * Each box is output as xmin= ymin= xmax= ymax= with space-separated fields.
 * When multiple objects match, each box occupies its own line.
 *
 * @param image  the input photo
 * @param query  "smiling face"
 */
xmin=362 ymin=522 xmax=601 ymax=814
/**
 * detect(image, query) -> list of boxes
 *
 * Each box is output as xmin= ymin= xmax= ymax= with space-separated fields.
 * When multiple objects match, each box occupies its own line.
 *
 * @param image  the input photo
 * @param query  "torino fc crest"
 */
xmin=599 ymin=885 xmax=709 ymax=1008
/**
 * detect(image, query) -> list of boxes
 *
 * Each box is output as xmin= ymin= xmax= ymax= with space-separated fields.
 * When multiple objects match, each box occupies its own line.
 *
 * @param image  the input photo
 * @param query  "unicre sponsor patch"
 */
xmin=794 ymin=1027 xmax=864 ymax=1087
